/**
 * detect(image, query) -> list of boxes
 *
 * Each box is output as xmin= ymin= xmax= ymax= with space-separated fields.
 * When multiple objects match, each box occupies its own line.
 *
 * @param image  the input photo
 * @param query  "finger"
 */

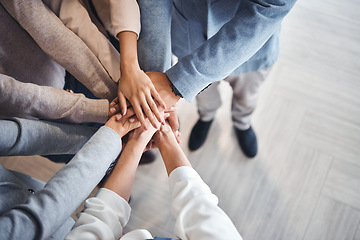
xmin=128 ymin=117 xmax=141 ymax=131
xmin=133 ymin=100 xmax=147 ymax=130
xmin=167 ymin=111 xmax=179 ymax=132
xmin=118 ymin=92 xmax=127 ymax=116
xmin=151 ymin=87 xmax=166 ymax=110
xmin=112 ymin=104 xmax=121 ymax=114
xmin=122 ymin=107 xmax=136 ymax=119
xmin=165 ymin=106 xmax=178 ymax=112
xmin=175 ymin=130 xmax=181 ymax=144
xmin=146 ymin=93 xmax=164 ymax=124
xmin=164 ymin=113 xmax=170 ymax=119
xmin=110 ymin=97 xmax=119 ymax=107
xmin=115 ymin=113 xmax=123 ymax=121
xmin=140 ymin=95 xmax=159 ymax=129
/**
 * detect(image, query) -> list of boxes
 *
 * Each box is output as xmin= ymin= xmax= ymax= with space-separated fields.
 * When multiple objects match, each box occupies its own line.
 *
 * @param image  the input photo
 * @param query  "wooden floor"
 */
xmin=1 ymin=0 xmax=360 ymax=239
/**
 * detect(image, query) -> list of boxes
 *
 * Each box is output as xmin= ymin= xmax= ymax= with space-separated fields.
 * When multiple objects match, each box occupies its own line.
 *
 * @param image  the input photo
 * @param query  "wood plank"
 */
xmin=238 ymin=145 xmax=332 ymax=240
xmin=296 ymin=110 xmax=360 ymax=167
xmin=304 ymin=195 xmax=360 ymax=240
xmin=323 ymin=159 xmax=360 ymax=210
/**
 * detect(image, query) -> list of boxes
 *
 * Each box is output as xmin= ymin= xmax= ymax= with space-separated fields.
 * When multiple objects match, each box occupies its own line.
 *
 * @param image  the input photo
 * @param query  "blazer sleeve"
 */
xmin=166 ymin=0 xmax=297 ymax=101
xmin=0 ymin=74 xmax=109 ymax=123
xmin=169 ymin=166 xmax=243 ymax=240
xmin=0 ymin=126 xmax=122 ymax=240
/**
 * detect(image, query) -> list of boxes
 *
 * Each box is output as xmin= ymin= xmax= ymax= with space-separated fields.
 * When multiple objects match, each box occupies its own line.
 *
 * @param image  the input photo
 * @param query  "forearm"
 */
xmin=103 ymin=138 xmax=147 ymax=201
xmin=169 ymin=167 xmax=242 ymax=240
xmin=118 ymin=31 xmax=139 ymax=72
xmin=0 ymin=126 xmax=122 ymax=239
xmin=159 ymin=137 xmax=191 ymax=176
xmin=0 ymin=0 xmax=117 ymax=100
xmin=166 ymin=0 xmax=296 ymax=101
xmin=0 ymin=75 xmax=109 ymax=123
xmin=0 ymin=118 xmax=96 ymax=156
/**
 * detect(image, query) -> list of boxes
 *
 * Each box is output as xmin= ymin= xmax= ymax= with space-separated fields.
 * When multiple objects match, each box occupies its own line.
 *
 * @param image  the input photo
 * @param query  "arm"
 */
xmin=116 ymin=31 xmax=166 ymax=130
xmin=166 ymin=0 xmax=297 ymax=101
xmin=66 ymin=119 xmax=158 ymax=240
xmin=0 ymin=118 xmax=96 ymax=156
xmin=0 ymin=0 xmax=117 ymax=100
xmin=0 ymin=74 xmax=109 ymax=123
xmin=0 ymin=115 xmax=140 ymax=240
xmin=154 ymin=123 xmax=242 ymax=240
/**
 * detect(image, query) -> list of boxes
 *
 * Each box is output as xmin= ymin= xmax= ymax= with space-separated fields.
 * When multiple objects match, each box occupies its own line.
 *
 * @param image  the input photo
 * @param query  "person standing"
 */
xmin=136 ymin=0 xmax=297 ymax=158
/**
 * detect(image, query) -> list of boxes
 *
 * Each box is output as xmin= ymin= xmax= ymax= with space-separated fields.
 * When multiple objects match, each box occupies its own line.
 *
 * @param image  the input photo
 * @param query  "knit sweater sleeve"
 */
xmin=0 ymin=74 xmax=109 ymax=123
xmin=0 ymin=0 xmax=118 ymax=100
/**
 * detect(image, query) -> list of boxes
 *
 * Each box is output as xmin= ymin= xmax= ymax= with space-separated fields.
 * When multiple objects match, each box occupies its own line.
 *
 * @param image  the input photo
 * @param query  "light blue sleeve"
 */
xmin=0 ymin=126 xmax=122 ymax=240
xmin=166 ymin=0 xmax=297 ymax=101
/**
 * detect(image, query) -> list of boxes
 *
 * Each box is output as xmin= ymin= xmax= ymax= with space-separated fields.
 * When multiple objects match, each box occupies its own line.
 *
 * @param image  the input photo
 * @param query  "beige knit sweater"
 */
xmin=0 ymin=0 xmax=140 ymax=123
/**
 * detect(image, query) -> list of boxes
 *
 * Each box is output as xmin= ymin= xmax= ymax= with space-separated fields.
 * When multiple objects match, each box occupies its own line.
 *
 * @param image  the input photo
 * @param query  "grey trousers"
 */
xmin=196 ymin=68 xmax=272 ymax=130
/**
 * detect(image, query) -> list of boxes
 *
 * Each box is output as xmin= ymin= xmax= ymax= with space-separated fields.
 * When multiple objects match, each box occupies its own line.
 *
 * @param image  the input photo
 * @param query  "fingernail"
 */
xmin=170 ymin=106 xmax=178 ymax=110
xmin=110 ymin=108 xmax=116 ymax=113
xmin=115 ymin=114 xmax=122 ymax=120
xmin=110 ymin=102 xmax=116 ymax=106
xmin=160 ymin=117 xmax=165 ymax=123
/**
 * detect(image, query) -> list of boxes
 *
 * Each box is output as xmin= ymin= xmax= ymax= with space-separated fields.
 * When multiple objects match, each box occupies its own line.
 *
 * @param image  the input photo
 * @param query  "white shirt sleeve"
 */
xmin=169 ymin=166 xmax=243 ymax=240
xmin=93 ymin=0 xmax=141 ymax=39
xmin=65 ymin=188 xmax=132 ymax=240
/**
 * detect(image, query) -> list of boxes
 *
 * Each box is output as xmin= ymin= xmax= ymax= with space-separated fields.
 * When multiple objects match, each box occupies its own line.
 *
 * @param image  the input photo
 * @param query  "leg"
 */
xmin=196 ymin=81 xmax=222 ymax=122
xmin=137 ymin=0 xmax=173 ymax=72
xmin=225 ymin=67 xmax=272 ymax=158
xmin=226 ymin=67 xmax=272 ymax=130
xmin=189 ymin=81 xmax=222 ymax=151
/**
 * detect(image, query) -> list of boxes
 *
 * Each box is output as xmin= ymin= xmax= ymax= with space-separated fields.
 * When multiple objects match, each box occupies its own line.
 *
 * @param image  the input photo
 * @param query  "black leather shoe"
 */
xmin=139 ymin=150 xmax=156 ymax=164
xmin=189 ymin=119 xmax=213 ymax=151
xmin=234 ymin=126 xmax=258 ymax=158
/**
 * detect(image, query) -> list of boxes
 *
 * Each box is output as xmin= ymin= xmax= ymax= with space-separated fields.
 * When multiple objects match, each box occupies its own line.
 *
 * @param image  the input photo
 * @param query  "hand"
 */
xmin=146 ymin=72 xmax=181 ymax=110
xmin=153 ymin=121 xmax=180 ymax=148
xmin=128 ymin=118 xmax=158 ymax=144
xmin=117 ymin=66 xmax=166 ymax=130
xmin=108 ymin=97 xmax=122 ymax=118
xmin=165 ymin=105 xmax=180 ymax=133
xmin=105 ymin=108 xmax=140 ymax=138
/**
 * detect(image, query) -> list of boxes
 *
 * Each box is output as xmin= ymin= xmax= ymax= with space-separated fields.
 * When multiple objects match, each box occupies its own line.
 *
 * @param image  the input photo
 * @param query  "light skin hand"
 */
xmin=115 ymin=31 xmax=166 ymax=130
xmin=108 ymin=99 xmax=122 ymax=118
xmin=153 ymin=122 xmax=191 ymax=176
xmin=104 ymin=108 xmax=141 ymax=138
xmin=102 ymin=115 xmax=166 ymax=202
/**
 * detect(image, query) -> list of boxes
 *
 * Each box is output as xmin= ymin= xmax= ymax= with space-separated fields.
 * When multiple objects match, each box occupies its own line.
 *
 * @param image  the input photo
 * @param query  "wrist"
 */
xmin=120 ymin=61 xmax=140 ymax=74
xmin=128 ymin=133 xmax=152 ymax=146
xmin=157 ymin=135 xmax=178 ymax=151
xmin=128 ymin=137 xmax=147 ymax=148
